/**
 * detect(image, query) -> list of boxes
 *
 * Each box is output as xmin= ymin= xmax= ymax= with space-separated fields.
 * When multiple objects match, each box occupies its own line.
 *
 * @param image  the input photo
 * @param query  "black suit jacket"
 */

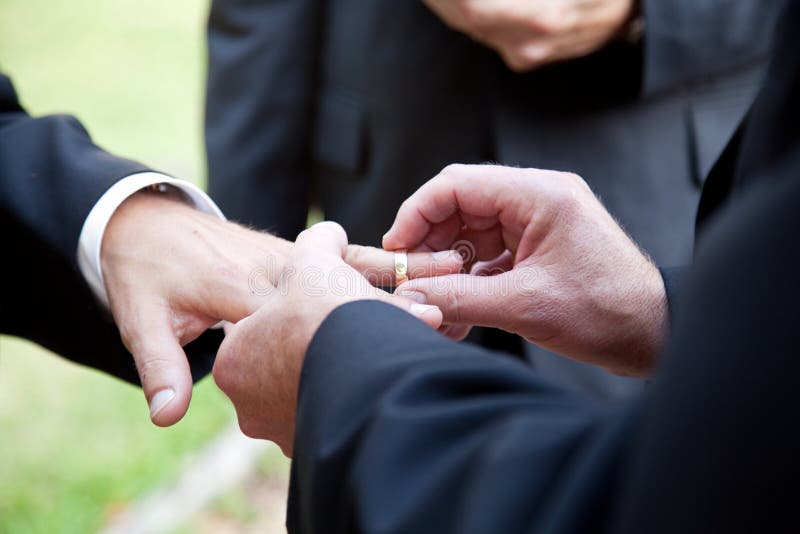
xmin=0 ymin=75 xmax=219 ymax=384
xmin=206 ymin=1 xmax=779 ymax=268
xmin=287 ymin=2 xmax=800 ymax=532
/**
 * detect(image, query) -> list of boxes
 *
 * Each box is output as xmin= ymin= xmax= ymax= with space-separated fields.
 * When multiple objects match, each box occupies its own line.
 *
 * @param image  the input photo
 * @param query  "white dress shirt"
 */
xmin=77 ymin=172 xmax=225 ymax=309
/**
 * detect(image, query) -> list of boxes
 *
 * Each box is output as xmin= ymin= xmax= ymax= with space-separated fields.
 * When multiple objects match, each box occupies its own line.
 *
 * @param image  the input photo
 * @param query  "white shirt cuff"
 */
xmin=77 ymin=172 xmax=226 ymax=309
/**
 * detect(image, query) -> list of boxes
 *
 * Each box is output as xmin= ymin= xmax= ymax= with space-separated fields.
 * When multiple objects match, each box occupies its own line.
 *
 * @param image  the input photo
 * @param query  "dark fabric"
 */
xmin=641 ymin=1 xmax=780 ymax=95
xmin=205 ymin=0 xmax=323 ymax=239
xmin=206 ymin=0 xmax=778 ymax=264
xmin=614 ymin=147 xmax=800 ymax=534
xmin=291 ymin=301 xmax=635 ymax=534
xmin=288 ymin=2 xmax=800 ymax=531
xmin=658 ymin=266 xmax=687 ymax=322
xmin=698 ymin=4 xmax=800 ymax=234
xmin=0 ymin=74 xmax=218 ymax=385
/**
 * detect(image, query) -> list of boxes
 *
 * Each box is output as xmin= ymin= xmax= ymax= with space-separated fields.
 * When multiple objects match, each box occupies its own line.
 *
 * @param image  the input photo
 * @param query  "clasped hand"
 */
xmin=110 ymin=162 xmax=668 ymax=454
xmin=213 ymin=222 xmax=443 ymax=454
xmin=385 ymin=164 xmax=667 ymax=376
xmin=422 ymin=0 xmax=636 ymax=72
xmin=101 ymin=192 xmax=461 ymax=428
xmin=213 ymin=164 xmax=668 ymax=455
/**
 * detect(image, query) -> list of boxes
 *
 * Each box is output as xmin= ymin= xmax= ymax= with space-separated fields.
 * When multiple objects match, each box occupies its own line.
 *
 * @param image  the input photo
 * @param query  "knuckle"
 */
xmin=458 ymin=2 xmax=484 ymax=29
xmin=314 ymin=220 xmax=347 ymax=240
xmin=292 ymin=247 xmax=314 ymax=263
xmin=548 ymin=173 xmax=586 ymax=210
xmin=237 ymin=416 xmax=260 ymax=439
xmin=212 ymin=344 xmax=238 ymax=392
xmin=345 ymin=244 xmax=367 ymax=267
xmin=568 ymin=172 xmax=592 ymax=192
xmin=136 ymin=356 xmax=174 ymax=384
xmin=211 ymin=358 xmax=230 ymax=392
xmin=441 ymin=163 xmax=466 ymax=176
xmin=529 ymin=15 xmax=565 ymax=35
xmin=438 ymin=163 xmax=469 ymax=187
xmin=527 ymin=3 xmax=578 ymax=34
xmin=443 ymin=288 xmax=464 ymax=324
xmin=507 ymin=44 xmax=548 ymax=72
xmin=505 ymin=52 xmax=535 ymax=73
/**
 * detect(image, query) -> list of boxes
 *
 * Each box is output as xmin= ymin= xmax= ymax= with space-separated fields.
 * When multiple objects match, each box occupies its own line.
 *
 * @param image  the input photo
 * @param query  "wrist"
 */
xmin=101 ymin=190 xmax=200 ymax=283
xmin=617 ymin=261 xmax=668 ymax=377
xmin=78 ymin=173 xmax=226 ymax=308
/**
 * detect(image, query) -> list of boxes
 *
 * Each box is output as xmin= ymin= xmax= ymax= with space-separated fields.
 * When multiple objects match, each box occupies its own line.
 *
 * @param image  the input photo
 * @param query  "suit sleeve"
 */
xmin=613 ymin=153 xmax=800 ymax=532
xmin=641 ymin=1 xmax=782 ymax=95
xmin=288 ymin=300 xmax=636 ymax=534
xmin=288 ymin=156 xmax=800 ymax=534
xmin=205 ymin=0 xmax=322 ymax=239
xmin=0 ymin=74 xmax=221 ymax=384
xmin=0 ymin=74 xmax=148 ymax=266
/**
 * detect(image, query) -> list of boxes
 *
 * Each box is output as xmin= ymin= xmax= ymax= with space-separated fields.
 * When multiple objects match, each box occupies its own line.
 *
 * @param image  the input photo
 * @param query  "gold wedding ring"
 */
xmin=394 ymin=250 xmax=408 ymax=286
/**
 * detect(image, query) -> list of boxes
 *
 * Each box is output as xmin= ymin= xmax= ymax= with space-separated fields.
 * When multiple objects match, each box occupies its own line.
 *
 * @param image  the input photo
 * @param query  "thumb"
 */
xmin=123 ymin=308 xmax=195 ymax=427
xmin=395 ymin=272 xmax=517 ymax=330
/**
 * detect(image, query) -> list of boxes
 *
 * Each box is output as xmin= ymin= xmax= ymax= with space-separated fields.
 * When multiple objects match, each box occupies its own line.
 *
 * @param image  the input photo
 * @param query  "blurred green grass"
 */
xmin=0 ymin=339 xmax=233 ymax=534
xmin=0 ymin=1 xmax=287 ymax=532
xmin=0 ymin=0 xmax=209 ymax=182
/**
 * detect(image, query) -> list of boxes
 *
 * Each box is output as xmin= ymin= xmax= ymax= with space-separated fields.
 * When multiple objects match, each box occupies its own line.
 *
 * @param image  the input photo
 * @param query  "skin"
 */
xmin=383 ymin=164 xmax=667 ymax=377
xmin=101 ymin=192 xmax=461 ymax=427
xmin=422 ymin=0 xmax=636 ymax=72
xmin=213 ymin=222 xmax=443 ymax=455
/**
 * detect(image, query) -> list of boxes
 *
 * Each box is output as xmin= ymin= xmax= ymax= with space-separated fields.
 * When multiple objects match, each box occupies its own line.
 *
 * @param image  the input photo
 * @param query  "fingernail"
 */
xmin=149 ymin=388 xmax=175 ymax=419
xmin=397 ymin=289 xmax=428 ymax=304
xmin=410 ymin=303 xmax=438 ymax=316
xmin=434 ymin=250 xmax=460 ymax=261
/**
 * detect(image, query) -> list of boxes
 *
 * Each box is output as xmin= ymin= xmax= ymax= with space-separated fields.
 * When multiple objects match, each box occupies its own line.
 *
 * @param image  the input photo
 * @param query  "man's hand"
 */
xmin=383 ymin=164 xmax=667 ymax=377
xmin=422 ymin=0 xmax=635 ymax=72
xmin=101 ymin=193 xmax=460 ymax=427
xmin=213 ymin=222 xmax=443 ymax=454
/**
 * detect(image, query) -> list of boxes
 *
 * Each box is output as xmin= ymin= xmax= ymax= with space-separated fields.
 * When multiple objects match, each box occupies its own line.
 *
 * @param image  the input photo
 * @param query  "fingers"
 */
xmin=373 ymin=288 xmax=444 ymax=330
xmin=394 ymin=272 xmax=517 ymax=329
xmin=383 ymin=167 xmax=464 ymax=250
xmin=295 ymin=222 xmax=443 ymax=327
xmin=453 ymin=226 xmax=508 ymax=267
xmin=295 ymin=221 xmax=349 ymax=258
xmin=123 ymin=306 xmax=195 ymax=427
xmin=471 ymin=250 xmax=514 ymax=276
xmin=382 ymin=164 xmax=523 ymax=251
xmin=344 ymin=245 xmax=463 ymax=286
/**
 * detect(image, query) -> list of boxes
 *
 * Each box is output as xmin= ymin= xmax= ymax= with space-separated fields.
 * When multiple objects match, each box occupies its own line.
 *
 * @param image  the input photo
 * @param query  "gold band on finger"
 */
xmin=394 ymin=250 xmax=408 ymax=286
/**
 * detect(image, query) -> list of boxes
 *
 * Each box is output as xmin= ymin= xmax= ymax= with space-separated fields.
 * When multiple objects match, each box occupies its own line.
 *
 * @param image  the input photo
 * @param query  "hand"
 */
xmin=422 ymin=0 xmax=635 ymax=72
xmin=102 ymin=192 xmax=461 ymax=427
xmin=383 ymin=164 xmax=667 ymax=377
xmin=213 ymin=222 xmax=443 ymax=454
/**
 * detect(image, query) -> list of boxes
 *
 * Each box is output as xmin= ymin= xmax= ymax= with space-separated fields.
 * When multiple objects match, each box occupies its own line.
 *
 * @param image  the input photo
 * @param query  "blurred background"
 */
xmin=0 ymin=1 xmax=289 ymax=532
